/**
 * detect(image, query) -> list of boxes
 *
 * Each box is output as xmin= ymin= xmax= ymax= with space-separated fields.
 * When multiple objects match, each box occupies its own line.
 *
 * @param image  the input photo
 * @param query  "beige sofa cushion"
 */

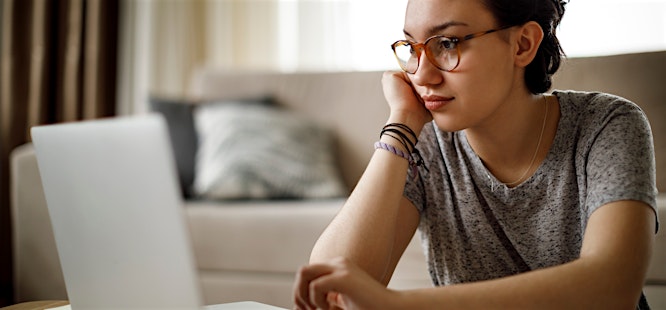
xmin=185 ymin=199 xmax=343 ymax=273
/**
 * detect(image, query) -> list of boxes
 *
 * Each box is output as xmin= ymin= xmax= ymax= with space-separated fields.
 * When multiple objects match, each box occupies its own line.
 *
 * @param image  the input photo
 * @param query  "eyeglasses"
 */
xmin=391 ymin=26 xmax=513 ymax=73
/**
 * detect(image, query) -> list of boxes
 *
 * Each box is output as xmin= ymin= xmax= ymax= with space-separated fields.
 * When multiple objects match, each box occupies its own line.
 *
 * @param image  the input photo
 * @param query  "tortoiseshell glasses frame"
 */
xmin=391 ymin=25 xmax=514 ymax=73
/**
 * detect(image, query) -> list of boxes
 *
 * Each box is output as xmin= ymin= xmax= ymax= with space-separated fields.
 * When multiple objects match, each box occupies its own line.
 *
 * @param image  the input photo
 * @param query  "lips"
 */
xmin=422 ymin=95 xmax=453 ymax=111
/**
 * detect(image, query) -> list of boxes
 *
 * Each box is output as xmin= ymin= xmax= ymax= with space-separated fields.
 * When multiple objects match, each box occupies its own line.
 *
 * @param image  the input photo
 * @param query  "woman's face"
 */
xmin=404 ymin=0 xmax=520 ymax=132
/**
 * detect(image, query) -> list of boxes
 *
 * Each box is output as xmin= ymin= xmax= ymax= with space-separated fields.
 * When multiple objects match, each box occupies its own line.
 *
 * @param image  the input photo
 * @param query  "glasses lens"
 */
xmin=425 ymin=37 xmax=458 ymax=71
xmin=393 ymin=37 xmax=460 ymax=73
xmin=393 ymin=41 xmax=419 ymax=73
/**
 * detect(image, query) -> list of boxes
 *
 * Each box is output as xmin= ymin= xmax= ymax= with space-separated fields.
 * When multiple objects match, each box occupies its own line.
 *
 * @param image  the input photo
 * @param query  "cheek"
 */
xmin=458 ymin=42 xmax=515 ymax=79
xmin=454 ymin=52 xmax=516 ymax=100
xmin=431 ymin=76 xmax=509 ymax=132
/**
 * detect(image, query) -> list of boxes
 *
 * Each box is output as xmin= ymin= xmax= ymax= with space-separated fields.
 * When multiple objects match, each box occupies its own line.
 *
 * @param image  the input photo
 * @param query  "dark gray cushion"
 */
xmin=149 ymin=97 xmax=198 ymax=197
xmin=149 ymin=96 xmax=275 ymax=198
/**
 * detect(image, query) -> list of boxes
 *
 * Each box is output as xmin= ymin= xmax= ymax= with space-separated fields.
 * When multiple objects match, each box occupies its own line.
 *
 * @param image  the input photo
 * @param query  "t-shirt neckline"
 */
xmin=456 ymin=91 xmax=569 ymax=195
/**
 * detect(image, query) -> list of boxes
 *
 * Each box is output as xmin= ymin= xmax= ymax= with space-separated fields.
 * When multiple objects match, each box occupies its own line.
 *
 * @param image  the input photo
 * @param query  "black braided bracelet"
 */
xmin=381 ymin=128 xmax=415 ymax=154
xmin=385 ymin=123 xmax=418 ymax=142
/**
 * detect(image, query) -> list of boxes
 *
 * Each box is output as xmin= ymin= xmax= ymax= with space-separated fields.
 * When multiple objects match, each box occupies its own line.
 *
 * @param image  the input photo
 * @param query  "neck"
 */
xmin=466 ymin=93 xmax=553 ymax=185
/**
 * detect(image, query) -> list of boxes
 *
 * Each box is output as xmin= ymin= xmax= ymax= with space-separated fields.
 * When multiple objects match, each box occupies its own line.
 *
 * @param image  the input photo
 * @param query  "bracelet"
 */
xmin=376 ymin=123 xmax=429 ymax=178
xmin=381 ymin=129 xmax=415 ymax=154
xmin=374 ymin=141 xmax=409 ymax=161
xmin=382 ymin=123 xmax=418 ymax=144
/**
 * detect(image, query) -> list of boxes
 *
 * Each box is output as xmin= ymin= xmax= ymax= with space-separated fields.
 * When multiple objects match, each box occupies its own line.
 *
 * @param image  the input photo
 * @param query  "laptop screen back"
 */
xmin=31 ymin=115 xmax=202 ymax=309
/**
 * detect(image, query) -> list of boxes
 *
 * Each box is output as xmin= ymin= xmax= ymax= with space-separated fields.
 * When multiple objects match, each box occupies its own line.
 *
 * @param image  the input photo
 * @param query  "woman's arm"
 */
xmin=309 ymin=71 xmax=430 ymax=282
xmin=295 ymin=200 xmax=655 ymax=310
xmin=397 ymin=200 xmax=656 ymax=309
xmin=295 ymin=145 xmax=421 ymax=309
xmin=309 ymin=162 xmax=420 ymax=283
xmin=293 ymin=72 xmax=431 ymax=309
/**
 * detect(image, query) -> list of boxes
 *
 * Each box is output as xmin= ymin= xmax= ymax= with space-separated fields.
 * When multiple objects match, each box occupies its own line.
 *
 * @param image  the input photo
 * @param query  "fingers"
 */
xmin=381 ymin=70 xmax=432 ymax=130
xmin=327 ymin=291 xmax=347 ymax=309
xmin=326 ymin=291 xmax=339 ymax=306
xmin=293 ymin=263 xmax=336 ymax=310
xmin=293 ymin=265 xmax=316 ymax=309
xmin=310 ymin=277 xmax=332 ymax=308
xmin=294 ymin=258 xmax=356 ymax=310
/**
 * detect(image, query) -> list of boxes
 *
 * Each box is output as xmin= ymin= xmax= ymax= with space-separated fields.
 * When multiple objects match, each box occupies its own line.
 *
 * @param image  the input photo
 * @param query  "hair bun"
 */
xmin=554 ymin=0 xmax=568 ymax=21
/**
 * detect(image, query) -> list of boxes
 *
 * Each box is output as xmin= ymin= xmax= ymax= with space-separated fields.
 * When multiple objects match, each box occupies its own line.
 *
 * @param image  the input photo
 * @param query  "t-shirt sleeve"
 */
xmin=583 ymin=95 xmax=658 ymax=230
xmin=403 ymin=124 xmax=436 ymax=214
xmin=404 ymin=162 xmax=426 ymax=213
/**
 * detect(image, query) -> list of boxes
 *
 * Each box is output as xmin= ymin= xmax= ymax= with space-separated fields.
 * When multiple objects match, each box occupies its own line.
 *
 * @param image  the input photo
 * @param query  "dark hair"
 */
xmin=481 ymin=0 xmax=567 ymax=94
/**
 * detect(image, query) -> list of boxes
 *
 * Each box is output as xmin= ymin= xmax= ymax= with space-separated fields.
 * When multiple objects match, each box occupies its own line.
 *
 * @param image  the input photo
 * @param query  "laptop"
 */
xmin=31 ymin=114 xmax=285 ymax=310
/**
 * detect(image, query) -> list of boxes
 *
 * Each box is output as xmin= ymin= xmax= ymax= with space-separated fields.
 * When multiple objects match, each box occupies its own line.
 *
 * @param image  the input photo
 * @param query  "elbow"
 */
xmin=609 ymin=278 xmax=647 ymax=309
xmin=570 ymin=255 xmax=649 ymax=309
xmin=605 ymin=288 xmax=645 ymax=310
xmin=308 ymin=233 xmax=338 ymax=264
xmin=584 ymin=263 xmax=649 ymax=309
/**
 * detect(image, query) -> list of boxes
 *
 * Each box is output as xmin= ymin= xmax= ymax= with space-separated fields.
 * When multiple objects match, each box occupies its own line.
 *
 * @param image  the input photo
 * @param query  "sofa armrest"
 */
xmin=10 ymin=143 xmax=67 ymax=302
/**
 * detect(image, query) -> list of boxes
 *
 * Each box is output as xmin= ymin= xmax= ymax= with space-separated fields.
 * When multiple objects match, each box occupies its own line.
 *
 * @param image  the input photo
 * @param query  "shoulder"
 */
xmin=554 ymin=90 xmax=652 ymax=140
xmin=554 ymin=90 xmax=648 ymax=120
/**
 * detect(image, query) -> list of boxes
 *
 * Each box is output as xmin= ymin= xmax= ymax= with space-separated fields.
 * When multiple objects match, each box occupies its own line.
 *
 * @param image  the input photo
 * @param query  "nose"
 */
xmin=409 ymin=51 xmax=444 ymax=87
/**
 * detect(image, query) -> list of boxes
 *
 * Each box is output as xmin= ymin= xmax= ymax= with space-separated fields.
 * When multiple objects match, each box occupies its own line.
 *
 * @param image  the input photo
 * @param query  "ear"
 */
xmin=513 ymin=21 xmax=544 ymax=68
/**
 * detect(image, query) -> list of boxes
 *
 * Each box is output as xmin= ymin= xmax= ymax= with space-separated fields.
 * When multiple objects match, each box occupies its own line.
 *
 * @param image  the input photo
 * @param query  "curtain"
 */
xmin=145 ymin=0 xmax=284 ymax=100
xmin=0 ymin=0 xmax=119 ymax=305
xmin=126 ymin=0 xmax=403 ymax=114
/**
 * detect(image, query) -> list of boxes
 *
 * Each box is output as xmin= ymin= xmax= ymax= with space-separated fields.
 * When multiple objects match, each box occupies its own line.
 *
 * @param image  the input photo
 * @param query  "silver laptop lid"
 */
xmin=31 ymin=114 xmax=203 ymax=309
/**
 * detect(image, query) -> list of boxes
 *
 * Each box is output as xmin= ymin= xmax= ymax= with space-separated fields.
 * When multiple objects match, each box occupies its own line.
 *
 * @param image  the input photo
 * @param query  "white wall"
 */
xmin=117 ymin=0 xmax=666 ymax=113
xmin=558 ymin=0 xmax=666 ymax=57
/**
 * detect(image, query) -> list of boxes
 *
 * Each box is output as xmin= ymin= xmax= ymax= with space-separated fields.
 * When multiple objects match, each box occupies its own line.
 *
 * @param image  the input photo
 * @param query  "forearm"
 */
xmin=396 ymin=201 xmax=655 ymax=309
xmin=310 ymin=144 xmax=411 ymax=281
xmin=310 ymin=115 xmax=425 ymax=282
xmin=309 ymin=71 xmax=430 ymax=284
xmin=398 ymin=257 xmax=643 ymax=310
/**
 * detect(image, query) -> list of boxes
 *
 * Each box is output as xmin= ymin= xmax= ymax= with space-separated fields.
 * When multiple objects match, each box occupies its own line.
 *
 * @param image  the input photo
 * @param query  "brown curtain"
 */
xmin=0 ymin=0 xmax=118 ymax=305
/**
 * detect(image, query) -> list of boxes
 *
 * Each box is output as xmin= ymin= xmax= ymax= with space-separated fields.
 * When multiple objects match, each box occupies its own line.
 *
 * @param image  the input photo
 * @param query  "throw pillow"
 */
xmin=149 ymin=97 xmax=198 ymax=197
xmin=192 ymin=101 xmax=347 ymax=200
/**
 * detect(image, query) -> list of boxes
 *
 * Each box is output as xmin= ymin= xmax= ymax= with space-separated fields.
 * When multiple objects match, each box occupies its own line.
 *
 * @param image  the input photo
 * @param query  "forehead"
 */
xmin=404 ymin=0 xmax=496 ymax=38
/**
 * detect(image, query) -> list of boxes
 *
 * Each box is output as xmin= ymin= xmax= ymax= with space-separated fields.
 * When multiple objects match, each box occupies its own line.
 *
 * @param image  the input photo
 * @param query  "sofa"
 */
xmin=11 ymin=51 xmax=666 ymax=309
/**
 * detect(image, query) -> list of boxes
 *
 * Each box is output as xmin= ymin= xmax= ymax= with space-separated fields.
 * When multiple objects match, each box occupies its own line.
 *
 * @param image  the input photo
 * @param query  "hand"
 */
xmin=293 ymin=257 xmax=400 ymax=310
xmin=381 ymin=71 xmax=432 ymax=133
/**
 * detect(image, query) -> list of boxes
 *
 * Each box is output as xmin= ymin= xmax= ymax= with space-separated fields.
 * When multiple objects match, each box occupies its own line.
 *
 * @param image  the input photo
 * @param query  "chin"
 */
xmin=432 ymin=115 xmax=465 ymax=133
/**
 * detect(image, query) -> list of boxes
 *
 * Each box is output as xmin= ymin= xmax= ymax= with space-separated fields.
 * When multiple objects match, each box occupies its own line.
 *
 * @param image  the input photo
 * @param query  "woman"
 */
xmin=293 ymin=0 xmax=658 ymax=309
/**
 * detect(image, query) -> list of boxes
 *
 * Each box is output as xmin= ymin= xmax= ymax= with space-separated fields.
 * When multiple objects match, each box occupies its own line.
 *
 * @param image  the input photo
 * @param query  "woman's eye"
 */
xmin=409 ymin=45 xmax=417 ymax=55
xmin=429 ymin=38 xmax=456 ymax=55
xmin=439 ymin=39 xmax=455 ymax=50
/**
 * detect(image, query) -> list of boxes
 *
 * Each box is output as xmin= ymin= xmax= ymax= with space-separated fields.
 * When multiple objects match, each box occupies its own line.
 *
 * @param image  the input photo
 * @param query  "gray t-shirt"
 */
xmin=404 ymin=90 xmax=658 ymax=286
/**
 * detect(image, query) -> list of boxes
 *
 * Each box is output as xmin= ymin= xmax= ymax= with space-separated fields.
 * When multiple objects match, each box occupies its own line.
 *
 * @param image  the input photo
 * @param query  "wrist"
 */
xmin=387 ymin=289 xmax=412 ymax=310
xmin=386 ymin=111 xmax=428 ymax=138
xmin=377 ymin=123 xmax=430 ymax=178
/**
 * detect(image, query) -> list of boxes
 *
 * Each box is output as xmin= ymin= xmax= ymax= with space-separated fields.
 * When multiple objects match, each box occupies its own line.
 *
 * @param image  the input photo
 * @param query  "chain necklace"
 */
xmin=488 ymin=95 xmax=549 ymax=191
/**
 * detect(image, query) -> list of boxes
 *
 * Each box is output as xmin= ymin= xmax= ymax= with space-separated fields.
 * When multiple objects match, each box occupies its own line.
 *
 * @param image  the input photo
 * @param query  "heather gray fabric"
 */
xmin=404 ymin=90 xmax=658 ymax=287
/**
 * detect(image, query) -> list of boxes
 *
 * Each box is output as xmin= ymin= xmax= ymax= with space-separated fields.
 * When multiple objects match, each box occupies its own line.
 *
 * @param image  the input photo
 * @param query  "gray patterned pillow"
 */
xmin=192 ymin=101 xmax=347 ymax=200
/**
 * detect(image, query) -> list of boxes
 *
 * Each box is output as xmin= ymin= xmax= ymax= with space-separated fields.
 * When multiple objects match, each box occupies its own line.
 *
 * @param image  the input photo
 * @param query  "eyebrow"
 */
xmin=403 ymin=21 xmax=469 ymax=39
